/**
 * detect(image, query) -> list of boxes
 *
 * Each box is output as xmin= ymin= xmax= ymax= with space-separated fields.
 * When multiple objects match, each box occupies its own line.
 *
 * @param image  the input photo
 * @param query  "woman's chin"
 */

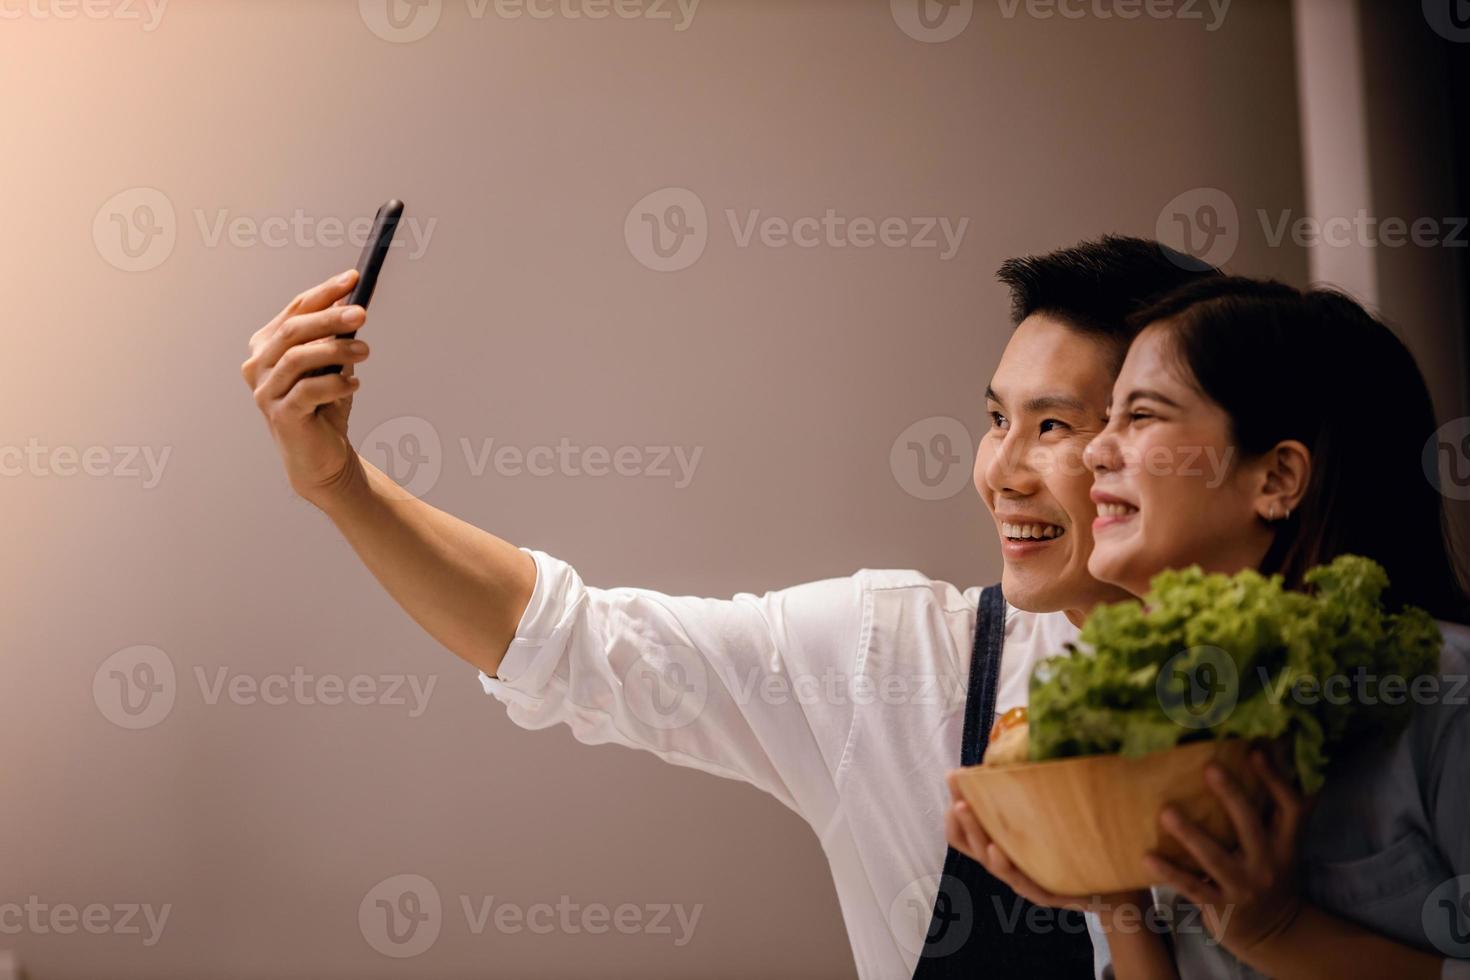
xmin=1086 ymin=547 xmax=1146 ymax=599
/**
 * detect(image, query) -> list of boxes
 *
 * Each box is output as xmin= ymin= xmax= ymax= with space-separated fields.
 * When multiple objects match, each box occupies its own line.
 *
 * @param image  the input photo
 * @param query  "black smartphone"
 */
xmin=312 ymin=199 xmax=404 ymax=376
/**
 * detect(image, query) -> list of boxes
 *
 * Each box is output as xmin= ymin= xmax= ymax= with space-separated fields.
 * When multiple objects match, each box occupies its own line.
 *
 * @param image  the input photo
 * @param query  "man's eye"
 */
xmin=988 ymin=411 xmax=1008 ymax=430
xmin=1129 ymin=411 xmax=1154 ymax=425
xmin=1039 ymin=419 xmax=1068 ymax=434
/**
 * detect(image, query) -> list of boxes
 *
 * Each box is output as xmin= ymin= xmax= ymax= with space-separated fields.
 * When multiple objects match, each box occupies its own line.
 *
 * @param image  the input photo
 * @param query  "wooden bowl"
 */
xmin=951 ymin=739 xmax=1266 ymax=895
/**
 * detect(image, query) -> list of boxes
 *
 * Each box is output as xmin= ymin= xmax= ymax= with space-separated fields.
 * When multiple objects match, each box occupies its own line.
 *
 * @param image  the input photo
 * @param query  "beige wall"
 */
xmin=0 ymin=1 xmax=1407 ymax=976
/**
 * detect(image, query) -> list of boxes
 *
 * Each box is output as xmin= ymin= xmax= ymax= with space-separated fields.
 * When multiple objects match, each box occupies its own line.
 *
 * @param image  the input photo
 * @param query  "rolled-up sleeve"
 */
xmin=479 ymin=548 xmax=867 ymax=827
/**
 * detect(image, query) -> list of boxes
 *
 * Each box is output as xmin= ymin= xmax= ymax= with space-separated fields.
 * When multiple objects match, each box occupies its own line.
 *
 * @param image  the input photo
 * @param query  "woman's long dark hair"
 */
xmin=1129 ymin=276 xmax=1469 ymax=624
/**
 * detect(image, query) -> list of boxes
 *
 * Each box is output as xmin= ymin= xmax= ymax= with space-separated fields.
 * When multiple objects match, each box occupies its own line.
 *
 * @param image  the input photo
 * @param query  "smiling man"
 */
xmin=242 ymin=235 xmax=1218 ymax=980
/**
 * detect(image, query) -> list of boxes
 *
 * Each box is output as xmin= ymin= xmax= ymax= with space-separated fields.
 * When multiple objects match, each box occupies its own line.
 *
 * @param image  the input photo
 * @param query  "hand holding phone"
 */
xmin=309 ymin=199 xmax=404 ymax=376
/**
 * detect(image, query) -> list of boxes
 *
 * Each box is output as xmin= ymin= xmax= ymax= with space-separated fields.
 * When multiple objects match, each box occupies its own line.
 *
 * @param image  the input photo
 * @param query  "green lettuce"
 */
xmin=1027 ymin=555 xmax=1441 ymax=792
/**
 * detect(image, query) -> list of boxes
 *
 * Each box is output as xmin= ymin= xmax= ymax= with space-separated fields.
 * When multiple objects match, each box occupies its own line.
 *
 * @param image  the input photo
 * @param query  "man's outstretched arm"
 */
xmin=241 ymin=268 xmax=536 ymax=676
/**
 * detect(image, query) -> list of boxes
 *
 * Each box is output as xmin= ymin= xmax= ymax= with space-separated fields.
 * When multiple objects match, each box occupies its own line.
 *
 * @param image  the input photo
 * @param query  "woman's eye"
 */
xmin=988 ymin=411 xmax=1008 ymax=430
xmin=1128 ymin=411 xmax=1154 ymax=425
xmin=1039 ymin=419 xmax=1069 ymax=434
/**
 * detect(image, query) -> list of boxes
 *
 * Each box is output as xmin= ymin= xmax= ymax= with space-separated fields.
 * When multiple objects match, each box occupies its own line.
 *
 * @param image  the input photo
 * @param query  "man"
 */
xmin=241 ymin=236 xmax=1217 ymax=978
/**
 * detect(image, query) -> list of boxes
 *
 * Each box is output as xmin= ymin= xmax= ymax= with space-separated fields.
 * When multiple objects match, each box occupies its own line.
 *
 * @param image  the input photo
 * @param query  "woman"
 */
xmin=945 ymin=276 xmax=1470 ymax=979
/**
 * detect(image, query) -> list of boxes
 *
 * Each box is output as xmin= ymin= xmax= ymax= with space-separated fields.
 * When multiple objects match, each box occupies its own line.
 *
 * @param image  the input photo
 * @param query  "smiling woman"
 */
xmin=1088 ymin=277 xmax=1470 ymax=624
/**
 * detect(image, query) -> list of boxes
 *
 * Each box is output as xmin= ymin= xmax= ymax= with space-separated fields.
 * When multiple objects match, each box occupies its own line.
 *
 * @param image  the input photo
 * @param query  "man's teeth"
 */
xmin=1001 ymin=522 xmax=1065 ymax=540
xmin=1096 ymin=502 xmax=1138 ymax=517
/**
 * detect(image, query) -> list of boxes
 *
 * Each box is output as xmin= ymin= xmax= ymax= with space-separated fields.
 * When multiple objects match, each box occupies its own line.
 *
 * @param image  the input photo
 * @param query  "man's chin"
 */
xmin=999 ymin=566 xmax=1068 ymax=614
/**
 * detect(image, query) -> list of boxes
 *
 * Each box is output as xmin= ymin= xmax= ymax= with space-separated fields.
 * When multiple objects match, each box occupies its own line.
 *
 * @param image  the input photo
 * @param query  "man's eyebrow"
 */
xmin=1124 ymin=388 xmax=1183 ymax=409
xmin=1022 ymin=394 xmax=1090 ymax=414
xmin=985 ymin=386 xmax=1091 ymax=415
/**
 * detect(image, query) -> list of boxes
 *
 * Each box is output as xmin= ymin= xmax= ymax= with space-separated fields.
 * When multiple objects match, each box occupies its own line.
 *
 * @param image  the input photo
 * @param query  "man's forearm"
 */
xmin=317 ymin=455 xmax=538 ymax=677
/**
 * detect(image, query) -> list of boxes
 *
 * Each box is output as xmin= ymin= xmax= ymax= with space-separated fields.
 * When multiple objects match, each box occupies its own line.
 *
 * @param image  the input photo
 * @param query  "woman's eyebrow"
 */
xmin=1124 ymin=388 xmax=1182 ymax=408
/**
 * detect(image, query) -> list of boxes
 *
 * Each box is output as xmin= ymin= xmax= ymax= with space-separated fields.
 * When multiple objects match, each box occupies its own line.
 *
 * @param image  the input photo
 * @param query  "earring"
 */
xmin=1269 ymin=503 xmax=1281 ymax=521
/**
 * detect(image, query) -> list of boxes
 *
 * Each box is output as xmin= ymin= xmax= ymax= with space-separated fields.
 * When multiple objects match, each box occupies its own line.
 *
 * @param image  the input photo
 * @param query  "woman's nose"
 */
xmin=1083 ymin=430 xmax=1119 ymax=474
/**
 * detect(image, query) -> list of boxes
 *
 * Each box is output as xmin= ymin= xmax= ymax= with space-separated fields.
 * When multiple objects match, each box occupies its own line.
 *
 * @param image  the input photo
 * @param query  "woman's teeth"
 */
xmin=1001 ymin=522 xmax=1064 ymax=540
xmin=1096 ymin=502 xmax=1138 ymax=517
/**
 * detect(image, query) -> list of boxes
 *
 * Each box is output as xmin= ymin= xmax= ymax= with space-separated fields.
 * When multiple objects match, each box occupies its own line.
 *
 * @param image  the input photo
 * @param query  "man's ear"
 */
xmin=1254 ymin=440 xmax=1311 ymax=522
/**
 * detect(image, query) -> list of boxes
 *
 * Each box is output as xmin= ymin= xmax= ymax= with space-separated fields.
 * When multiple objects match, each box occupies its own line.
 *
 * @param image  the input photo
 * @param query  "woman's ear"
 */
xmin=1254 ymin=440 xmax=1311 ymax=522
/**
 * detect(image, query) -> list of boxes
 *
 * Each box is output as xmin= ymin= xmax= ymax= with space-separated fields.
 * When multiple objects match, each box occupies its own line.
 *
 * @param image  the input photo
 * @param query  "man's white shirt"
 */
xmin=480 ymin=548 xmax=1081 ymax=979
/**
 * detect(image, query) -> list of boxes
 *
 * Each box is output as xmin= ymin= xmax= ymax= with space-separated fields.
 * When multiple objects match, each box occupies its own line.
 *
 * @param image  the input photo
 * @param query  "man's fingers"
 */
xmin=954 ymin=801 xmax=989 ymax=860
xmin=257 ymin=305 xmax=367 ymax=369
xmin=256 ymin=339 xmax=369 ymax=402
xmin=275 ymin=372 xmax=360 ymax=421
xmin=984 ymin=843 xmax=1076 ymax=910
xmin=277 ymin=268 xmax=358 ymax=328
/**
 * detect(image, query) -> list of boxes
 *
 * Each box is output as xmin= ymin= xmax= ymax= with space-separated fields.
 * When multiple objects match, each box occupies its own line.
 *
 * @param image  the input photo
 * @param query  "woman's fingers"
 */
xmin=1143 ymin=851 xmax=1224 ymax=910
xmin=1157 ymin=806 xmax=1247 ymax=894
xmin=256 ymin=338 xmax=370 ymax=402
xmin=1206 ymin=764 xmax=1268 ymax=867
xmin=1251 ymin=751 xmax=1306 ymax=855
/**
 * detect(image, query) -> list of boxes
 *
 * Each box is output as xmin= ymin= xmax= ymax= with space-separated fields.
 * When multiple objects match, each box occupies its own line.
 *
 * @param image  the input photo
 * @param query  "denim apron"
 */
xmin=912 ymin=584 xmax=1096 ymax=979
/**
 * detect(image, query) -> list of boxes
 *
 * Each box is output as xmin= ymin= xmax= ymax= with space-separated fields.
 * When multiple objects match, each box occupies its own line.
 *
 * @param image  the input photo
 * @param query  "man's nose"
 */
xmin=983 ymin=431 xmax=1040 ymax=495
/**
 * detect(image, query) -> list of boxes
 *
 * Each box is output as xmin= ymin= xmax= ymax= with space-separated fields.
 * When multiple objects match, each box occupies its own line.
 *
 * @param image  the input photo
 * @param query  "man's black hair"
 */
xmin=996 ymin=235 xmax=1222 ymax=362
